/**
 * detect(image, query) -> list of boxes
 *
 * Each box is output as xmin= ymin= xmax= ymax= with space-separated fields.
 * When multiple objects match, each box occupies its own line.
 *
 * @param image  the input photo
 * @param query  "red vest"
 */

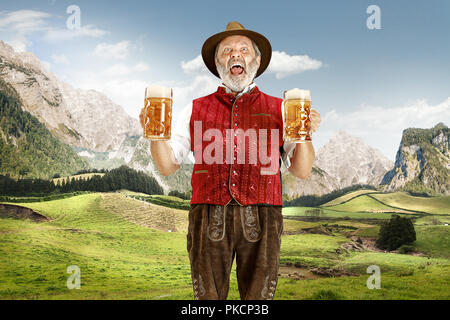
xmin=189 ymin=86 xmax=283 ymax=206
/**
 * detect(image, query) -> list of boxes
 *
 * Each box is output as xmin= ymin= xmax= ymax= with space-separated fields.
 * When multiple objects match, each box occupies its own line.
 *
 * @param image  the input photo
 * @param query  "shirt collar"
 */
xmin=220 ymin=82 xmax=256 ymax=98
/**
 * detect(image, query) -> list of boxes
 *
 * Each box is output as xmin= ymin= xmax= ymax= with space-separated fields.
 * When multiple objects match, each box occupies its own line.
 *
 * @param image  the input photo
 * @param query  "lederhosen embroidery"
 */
xmin=193 ymin=274 xmax=206 ymax=300
xmin=207 ymin=205 xmax=226 ymax=241
xmin=261 ymin=275 xmax=277 ymax=300
xmin=240 ymin=205 xmax=262 ymax=242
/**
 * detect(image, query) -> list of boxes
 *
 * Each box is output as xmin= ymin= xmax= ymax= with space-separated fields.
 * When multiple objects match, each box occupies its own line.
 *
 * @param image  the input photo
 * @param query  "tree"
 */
xmin=376 ymin=215 xmax=416 ymax=251
xmin=19 ymin=167 xmax=30 ymax=179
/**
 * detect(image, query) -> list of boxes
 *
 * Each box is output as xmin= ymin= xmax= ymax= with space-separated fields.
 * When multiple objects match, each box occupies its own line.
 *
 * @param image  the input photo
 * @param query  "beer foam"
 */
xmin=284 ymin=88 xmax=310 ymax=100
xmin=145 ymin=85 xmax=172 ymax=98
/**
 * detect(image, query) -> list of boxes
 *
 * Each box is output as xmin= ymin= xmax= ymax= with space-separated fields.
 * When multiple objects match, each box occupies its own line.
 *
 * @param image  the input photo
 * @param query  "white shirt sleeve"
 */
xmin=168 ymin=102 xmax=192 ymax=165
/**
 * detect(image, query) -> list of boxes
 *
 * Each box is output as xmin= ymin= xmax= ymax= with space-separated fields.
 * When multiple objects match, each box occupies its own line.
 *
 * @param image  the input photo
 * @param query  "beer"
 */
xmin=283 ymin=88 xmax=311 ymax=142
xmin=142 ymin=85 xmax=172 ymax=140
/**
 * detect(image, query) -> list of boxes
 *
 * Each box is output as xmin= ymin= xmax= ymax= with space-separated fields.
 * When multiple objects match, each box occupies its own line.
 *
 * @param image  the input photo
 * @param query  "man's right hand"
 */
xmin=139 ymin=106 xmax=179 ymax=176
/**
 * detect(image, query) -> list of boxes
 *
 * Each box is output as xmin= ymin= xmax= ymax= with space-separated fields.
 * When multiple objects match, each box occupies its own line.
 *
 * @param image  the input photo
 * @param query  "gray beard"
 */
xmin=216 ymin=59 xmax=258 ymax=93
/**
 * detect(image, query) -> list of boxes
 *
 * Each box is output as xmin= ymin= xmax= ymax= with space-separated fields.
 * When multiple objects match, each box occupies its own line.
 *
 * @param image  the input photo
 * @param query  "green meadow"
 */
xmin=0 ymin=191 xmax=449 ymax=300
xmin=322 ymin=189 xmax=378 ymax=207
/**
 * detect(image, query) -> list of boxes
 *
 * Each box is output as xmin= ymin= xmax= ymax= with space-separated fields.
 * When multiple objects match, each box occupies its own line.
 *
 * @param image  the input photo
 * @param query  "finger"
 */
xmin=310 ymin=117 xmax=321 ymax=125
xmin=310 ymin=112 xmax=321 ymax=120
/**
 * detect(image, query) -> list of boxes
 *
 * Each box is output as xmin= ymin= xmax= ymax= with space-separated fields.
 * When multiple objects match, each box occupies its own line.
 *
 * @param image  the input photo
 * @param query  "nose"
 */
xmin=230 ymin=48 xmax=241 ymax=59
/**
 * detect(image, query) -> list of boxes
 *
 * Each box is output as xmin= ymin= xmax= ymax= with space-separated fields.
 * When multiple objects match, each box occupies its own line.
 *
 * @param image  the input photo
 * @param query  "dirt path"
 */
xmin=0 ymin=204 xmax=49 ymax=222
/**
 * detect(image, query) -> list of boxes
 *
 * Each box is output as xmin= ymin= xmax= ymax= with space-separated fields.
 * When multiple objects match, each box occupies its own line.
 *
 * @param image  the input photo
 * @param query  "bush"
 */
xmin=309 ymin=289 xmax=343 ymax=300
xmin=168 ymin=189 xmax=191 ymax=200
xmin=398 ymin=244 xmax=415 ymax=254
xmin=376 ymin=215 xmax=416 ymax=251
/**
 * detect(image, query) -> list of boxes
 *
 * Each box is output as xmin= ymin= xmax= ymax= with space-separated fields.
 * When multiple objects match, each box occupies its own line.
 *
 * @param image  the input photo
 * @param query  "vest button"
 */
xmin=232 ymin=183 xmax=236 ymax=187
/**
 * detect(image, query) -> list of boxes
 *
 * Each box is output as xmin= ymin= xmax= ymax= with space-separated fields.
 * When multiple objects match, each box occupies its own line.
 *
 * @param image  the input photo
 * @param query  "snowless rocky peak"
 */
xmin=0 ymin=40 xmax=141 ymax=152
xmin=0 ymin=41 xmax=45 ymax=73
xmin=315 ymin=131 xmax=393 ymax=188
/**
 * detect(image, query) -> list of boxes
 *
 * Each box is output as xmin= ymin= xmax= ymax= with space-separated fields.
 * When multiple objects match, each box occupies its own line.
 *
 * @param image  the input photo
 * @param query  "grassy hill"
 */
xmin=0 ymin=193 xmax=193 ymax=299
xmin=371 ymin=192 xmax=450 ymax=215
xmin=0 ymin=192 xmax=449 ymax=299
xmin=323 ymin=194 xmax=416 ymax=214
xmin=322 ymin=189 xmax=379 ymax=207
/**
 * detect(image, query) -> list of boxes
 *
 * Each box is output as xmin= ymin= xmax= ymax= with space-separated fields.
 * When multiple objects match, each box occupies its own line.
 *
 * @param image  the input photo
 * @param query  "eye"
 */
xmin=241 ymin=47 xmax=248 ymax=52
xmin=223 ymin=47 xmax=231 ymax=53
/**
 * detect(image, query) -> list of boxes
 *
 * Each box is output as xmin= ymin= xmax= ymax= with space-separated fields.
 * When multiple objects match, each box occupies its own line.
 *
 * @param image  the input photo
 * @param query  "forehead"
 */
xmin=218 ymin=35 xmax=252 ymax=47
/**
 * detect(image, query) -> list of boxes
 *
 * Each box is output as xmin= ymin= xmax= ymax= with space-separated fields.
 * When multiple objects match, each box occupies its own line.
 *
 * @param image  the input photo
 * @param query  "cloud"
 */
xmin=181 ymin=55 xmax=208 ymax=74
xmin=173 ymin=75 xmax=219 ymax=111
xmin=103 ymin=62 xmax=150 ymax=76
xmin=0 ymin=10 xmax=51 ymax=51
xmin=70 ymin=64 xmax=218 ymax=121
xmin=0 ymin=9 xmax=108 ymax=51
xmin=316 ymin=97 xmax=450 ymax=160
xmin=0 ymin=10 xmax=51 ymax=33
xmin=43 ymin=25 xmax=108 ymax=42
xmin=41 ymin=60 xmax=52 ymax=71
xmin=92 ymin=40 xmax=130 ymax=60
xmin=51 ymin=53 xmax=70 ymax=65
xmin=7 ymin=35 xmax=31 ymax=52
xmin=268 ymin=51 xmax=323 ymax=79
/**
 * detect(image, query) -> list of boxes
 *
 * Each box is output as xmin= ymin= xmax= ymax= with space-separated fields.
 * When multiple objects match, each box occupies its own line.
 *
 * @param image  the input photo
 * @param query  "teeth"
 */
xmin=231 ymin=63 xmax=243 ymax=68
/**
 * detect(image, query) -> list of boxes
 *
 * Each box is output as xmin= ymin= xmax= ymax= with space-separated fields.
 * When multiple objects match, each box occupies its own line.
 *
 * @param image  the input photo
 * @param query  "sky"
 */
xmin=0 ymin=0 xmax=449 ymax=160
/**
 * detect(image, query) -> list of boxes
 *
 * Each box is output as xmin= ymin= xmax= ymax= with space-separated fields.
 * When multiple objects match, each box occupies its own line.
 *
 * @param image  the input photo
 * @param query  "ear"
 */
xmin=256 ymin=55 xmax=261 ymax=68
xmin=215 ymin=56 xmax=220 ymax=69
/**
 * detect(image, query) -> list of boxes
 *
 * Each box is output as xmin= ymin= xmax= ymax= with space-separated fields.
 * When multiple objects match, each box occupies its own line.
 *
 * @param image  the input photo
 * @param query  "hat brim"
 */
xmin=201 ymin=29 xmax=272 ymax=79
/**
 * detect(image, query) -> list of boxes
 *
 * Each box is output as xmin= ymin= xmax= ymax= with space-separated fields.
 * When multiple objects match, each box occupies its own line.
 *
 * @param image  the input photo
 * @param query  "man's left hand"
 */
xmin=310 ymin=109 xmax=321 ymax=133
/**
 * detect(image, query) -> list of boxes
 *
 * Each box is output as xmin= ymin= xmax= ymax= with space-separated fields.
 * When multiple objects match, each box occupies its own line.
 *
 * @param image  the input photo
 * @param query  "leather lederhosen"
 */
xmin=186 ymin=200 xmax=283 ymax=300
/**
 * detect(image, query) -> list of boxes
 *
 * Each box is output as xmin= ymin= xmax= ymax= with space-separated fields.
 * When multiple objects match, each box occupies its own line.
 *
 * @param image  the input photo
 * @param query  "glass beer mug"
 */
xmin=283 ymin=88 xmax=312 ymax=142
xmin=142 ymin=85 xmax=172 ymax=140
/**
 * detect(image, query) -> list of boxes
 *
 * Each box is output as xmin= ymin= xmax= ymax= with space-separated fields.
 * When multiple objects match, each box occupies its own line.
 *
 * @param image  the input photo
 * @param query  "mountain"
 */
xmin=120 ymin=136 xmax=193 ymax=193
xmin=0 ymin=41 xmax=189 ymax=192
xmin=0 ymin=78 xmax=89 ymax=179
xmin=314 ymin=131 xmax=393 ymax=189
xmin=0 ymin=40 xmax=140 ymax=153
xmin=381 ymin=123 xmax=449 ymax=195
xmin=0 ymin=41 xmax=401 ymax=196
xmin=281 ymin=165 xmax=339 ymax=198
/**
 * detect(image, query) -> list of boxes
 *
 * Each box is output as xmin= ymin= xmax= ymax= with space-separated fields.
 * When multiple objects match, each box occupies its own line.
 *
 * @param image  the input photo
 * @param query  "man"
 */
xmin=140 ymin=22 xmax=321 ymax=300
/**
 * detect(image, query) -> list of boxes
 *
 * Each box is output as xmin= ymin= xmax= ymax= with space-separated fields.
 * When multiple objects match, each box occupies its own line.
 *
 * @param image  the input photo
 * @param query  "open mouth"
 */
xmin=229 ymin=63 xmax=245 ymax=76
